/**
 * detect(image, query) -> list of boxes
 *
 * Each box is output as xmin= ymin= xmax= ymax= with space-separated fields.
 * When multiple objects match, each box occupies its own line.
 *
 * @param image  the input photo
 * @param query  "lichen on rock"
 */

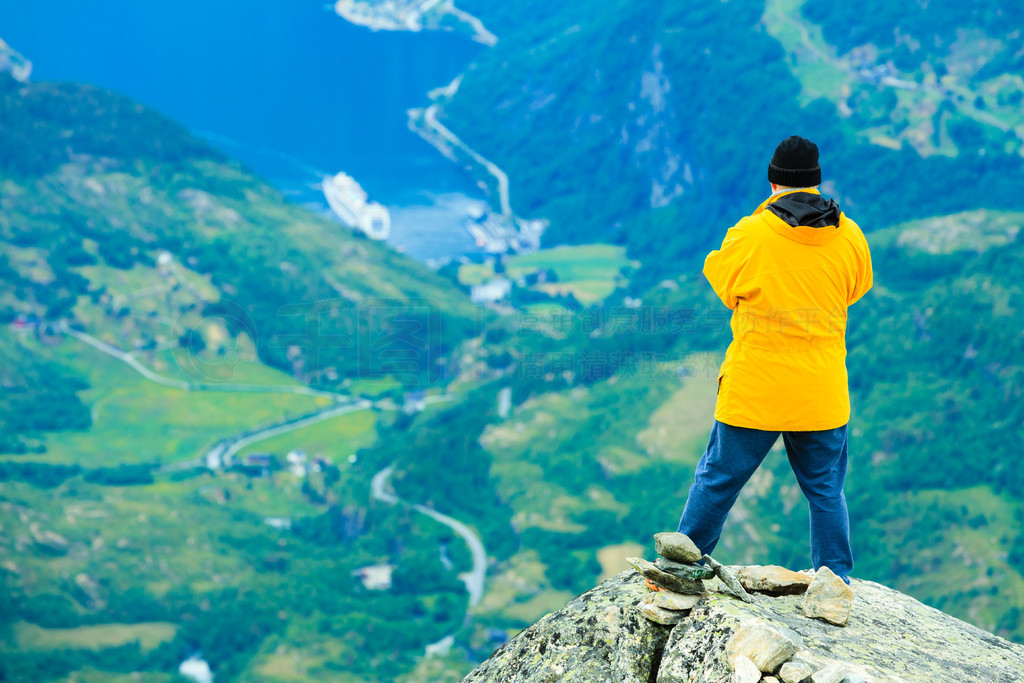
xmin=462 ymin=571 xmax=671 ymax=682
xmin=462 ymin=568 xmax=1024 ymax=682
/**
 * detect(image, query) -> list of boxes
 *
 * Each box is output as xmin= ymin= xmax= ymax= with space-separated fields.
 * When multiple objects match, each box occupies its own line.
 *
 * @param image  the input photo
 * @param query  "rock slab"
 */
xmin=637 ymin=590 xmax=705 ymax=625
xmin=810 ymin=661 xmax=869 ymax=683
xmin=657 ymin=557 xmax=716 ymax=581
xmin=627 ymin=557 xmax=706 ymax=595
xmin=738 ymin=565 xmax=813 ymax=596
xmin=801 ymin=567 xmax=853 ymax=626
xmin=779 ymin=660 xmax=814 ymax=683
xmin=463 ymin=570 xmax=1024 ymax=683
xmin=638 ymin=599 xmax=686 ymax=626
xmin=462 ymin=571 xmax=669 ymax=683
xmin=726 ymin=618 xmax=800 ymax=673
xmin=732 ymin=654 xmax=761 ymax=683
xmin=651 ymin=591 xmax=703 ymax=612
xmin=704 ymin=554 xmax=753 ymax=603
xmin=653 ymin=532 xmax=702 ymax=563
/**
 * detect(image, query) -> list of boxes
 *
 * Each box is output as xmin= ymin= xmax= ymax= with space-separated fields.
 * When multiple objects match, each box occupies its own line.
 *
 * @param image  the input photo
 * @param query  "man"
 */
xmin=676 ymin=136 xmax=872 ymax=583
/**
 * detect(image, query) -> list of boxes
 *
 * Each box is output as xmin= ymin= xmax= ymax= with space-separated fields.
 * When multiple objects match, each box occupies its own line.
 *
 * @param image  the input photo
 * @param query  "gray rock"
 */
xmin=636 ymin=591 xmax=703 ymax=625
xmin=738 ymin=565 xmax=813 ymax=596
xmin=654 ymin=531 xmax=703 ymax=563
xmin=462 ymin=571 xmax=669 ymax=682
xmin=779 ymin=660 xmax=814 ymax=683
xmin=810 ymin=661 xmax=870 ymax=683
xmin=651 ymin=591 xmax=703 ymax=612
xmin=465 ymin=571 xmax=1024 ymax=683
xmin=726 ymin=618 xmax=800 ymax=673
xmin=627 ymin=557 xmax=706 ymax=595
xmin=789 ymin=650 xmax=832 ymax=672
xmin=637 ymin=598 xmax=686 ymax=626
xmin=732 ymin=654 xmax=762 ymax=683
xmin=704 ymin=554 xmax=753 ymax=603
xmin=801 ymin=567 xmax=853 ymax=626
xmin=764 ymin=677 xmax=781 ymax=683
xmin=656 ymin=557 xmax=717 ymax=581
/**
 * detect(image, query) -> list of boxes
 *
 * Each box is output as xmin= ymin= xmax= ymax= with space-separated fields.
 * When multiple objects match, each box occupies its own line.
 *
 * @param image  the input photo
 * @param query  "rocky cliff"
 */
xmin=463 ymin=568 xmax=1024 ymax=682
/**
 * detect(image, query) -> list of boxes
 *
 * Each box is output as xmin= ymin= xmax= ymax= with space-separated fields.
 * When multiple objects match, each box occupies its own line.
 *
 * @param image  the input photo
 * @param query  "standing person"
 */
xmin=675 ymin=136 xmax=872 ymax=583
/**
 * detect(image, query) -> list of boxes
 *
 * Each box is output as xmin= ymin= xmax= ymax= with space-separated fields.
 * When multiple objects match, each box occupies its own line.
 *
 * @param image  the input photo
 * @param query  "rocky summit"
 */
xmin=463 ymin=569 xmax=1024 ymax=682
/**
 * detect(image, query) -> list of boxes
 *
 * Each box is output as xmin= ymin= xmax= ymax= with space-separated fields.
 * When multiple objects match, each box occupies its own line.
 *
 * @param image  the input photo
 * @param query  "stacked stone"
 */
xmin=627 ymin=532 xmax=715 ymax=625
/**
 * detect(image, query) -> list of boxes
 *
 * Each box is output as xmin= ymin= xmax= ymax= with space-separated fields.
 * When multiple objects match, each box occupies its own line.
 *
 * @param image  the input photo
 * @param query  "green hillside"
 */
xmin=3 ymin=2 xmax=1024 ymax=680
xmin=439 ymin=0 xmax=1024 ymax=279
xmin=0 ymin=72 xmax=487 ymax=682
xmin=0 ymin=73 xmax=480 ymax=396
xmin=374 ymin=208 xmax=1024 ymax=670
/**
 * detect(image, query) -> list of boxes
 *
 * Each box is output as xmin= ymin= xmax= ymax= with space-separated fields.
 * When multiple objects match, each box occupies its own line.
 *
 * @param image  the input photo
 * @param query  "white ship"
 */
xmin=322 ymin=172 xmax=391 ymax=241
xmin=0 ymin=39 xmax=32 ymax=83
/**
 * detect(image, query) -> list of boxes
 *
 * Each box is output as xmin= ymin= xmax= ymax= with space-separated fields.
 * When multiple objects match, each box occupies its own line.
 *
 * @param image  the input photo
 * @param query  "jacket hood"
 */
xmin=757 ymin=190 xmax=843 ymax=245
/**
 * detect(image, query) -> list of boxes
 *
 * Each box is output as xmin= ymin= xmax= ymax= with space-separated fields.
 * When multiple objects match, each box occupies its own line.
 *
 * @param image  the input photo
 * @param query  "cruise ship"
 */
xmin=322 ymin=172 xmax=391 ymax=241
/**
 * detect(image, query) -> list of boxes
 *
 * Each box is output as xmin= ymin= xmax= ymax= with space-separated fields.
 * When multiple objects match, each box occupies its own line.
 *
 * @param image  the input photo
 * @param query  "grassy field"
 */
xmin=762 ymin=0 xmax=1024 ymax=157
xmin=596 ymin=542 xmax=645 ymax=581
xmin=4 ymin=336 xmax=325 ymax=466
xmin=635 ymin=354 xmax=720 ymax=467
xmin=762 ymin=0 xmax=848 ymax=105
xmin=235 ymin=409 xmax=378 ymax=465
xmin=52 ymin=673 xmax=182 ymax=683
xmin=152 ymin=344 xmax=302 ymax=387
xmin=863 ymin=485 xmax=1024 ymax=636
xmin=12 ymin=621 xmax=177 ymax=652
xmin=459 ymin=244 xmax=639 ymax=304
xmin=871 ymin=209 xmax=1024 ymax=255
xmin=242 ymin=630 xmax=362 ymax=683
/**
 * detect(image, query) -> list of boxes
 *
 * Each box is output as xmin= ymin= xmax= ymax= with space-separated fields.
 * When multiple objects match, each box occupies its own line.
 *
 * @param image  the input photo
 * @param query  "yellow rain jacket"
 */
xmin=706 ymin=188 xmax=872 ymax=431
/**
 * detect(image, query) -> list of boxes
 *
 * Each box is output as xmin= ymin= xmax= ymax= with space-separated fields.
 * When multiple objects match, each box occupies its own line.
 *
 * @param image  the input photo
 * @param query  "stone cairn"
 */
xmin=628 ymin=532 xmax=862 ymax=683
xmin=627 ymin=531 xmax=724 ymax=625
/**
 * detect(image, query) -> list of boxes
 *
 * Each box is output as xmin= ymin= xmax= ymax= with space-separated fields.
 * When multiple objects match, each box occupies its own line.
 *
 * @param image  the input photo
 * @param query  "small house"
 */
xmin=352 ymin=564 xmax=394 ymax=591
xmin=244 ymin=453 xmax=276 ymax=469
xmin=286 ymin=450 xmax=308 ymax=477
xmin=470 ymin=278 xmax=512 ymax=304
xmin=402 ymin=390 xmax=426 ymax=415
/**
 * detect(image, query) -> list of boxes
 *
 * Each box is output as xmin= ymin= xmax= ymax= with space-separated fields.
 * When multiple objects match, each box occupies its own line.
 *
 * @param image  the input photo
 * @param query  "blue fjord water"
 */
xmin=2 ymin=0 xmax=486 ymax=260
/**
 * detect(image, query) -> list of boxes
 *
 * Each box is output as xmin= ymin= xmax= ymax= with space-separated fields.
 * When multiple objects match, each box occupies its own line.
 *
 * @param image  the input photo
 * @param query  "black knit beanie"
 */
xmin=767 ymin=136 xmax=821 ymax=187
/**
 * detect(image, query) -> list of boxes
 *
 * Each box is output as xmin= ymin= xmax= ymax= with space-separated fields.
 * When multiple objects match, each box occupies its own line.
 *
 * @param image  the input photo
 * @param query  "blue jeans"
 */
xmin=676 ymin=420 xmax=853 ymax=582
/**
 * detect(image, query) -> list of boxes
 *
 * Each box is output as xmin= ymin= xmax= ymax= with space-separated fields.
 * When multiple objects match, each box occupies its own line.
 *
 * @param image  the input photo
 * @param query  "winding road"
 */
xmin=420 ymin=102 xmax=512 ymax=218
xmin=62 ymin=323 xmax=486 ymax=605
xmin=204 ymin=399 xmax=373 ymax=469
xmin=372 ymin=465 xmax=487 ymax=607
xmin=60 ymin=322 xmax=345 ymax=400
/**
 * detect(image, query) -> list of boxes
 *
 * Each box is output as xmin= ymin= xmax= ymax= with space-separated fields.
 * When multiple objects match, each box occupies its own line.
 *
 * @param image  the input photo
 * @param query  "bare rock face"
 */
xmin=462 ymin=569 xmax=1024 ymax=682
xmin=732 ymin=654 xmax=762 ymax=683
xmin=779 ymin=660 xmax=814 ymax=683
xmin=462 ymin=571 xmax=671 ymax=682
xmin=801 ymin=567 xmax=853 ymax=626
xmin=738 ymin=565 xmax=813 ymax=596
xmin=725 ymin=619 xmax=801 ymax=673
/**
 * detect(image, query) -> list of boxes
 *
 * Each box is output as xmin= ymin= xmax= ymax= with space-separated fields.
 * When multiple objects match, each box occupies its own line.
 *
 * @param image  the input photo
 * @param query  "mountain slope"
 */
xmin=0 ymin=72 xmax=481 ymax=398
xmin=0 ymin=72 xmax=488 ymax=683
xmin=435 ymin=0 xmax=1024 ymax=277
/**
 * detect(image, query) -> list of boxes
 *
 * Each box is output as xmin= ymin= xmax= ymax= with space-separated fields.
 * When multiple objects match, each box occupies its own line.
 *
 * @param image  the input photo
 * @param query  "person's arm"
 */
xmin=848 ymin=227 xmax=873 ymax=306
xmin=703 ymin=221 xmax=754 ymax=310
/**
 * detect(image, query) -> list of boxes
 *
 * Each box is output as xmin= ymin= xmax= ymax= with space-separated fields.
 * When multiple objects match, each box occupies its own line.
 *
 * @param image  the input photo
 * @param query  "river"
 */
xmin=2 ymin=0 xmax=487 ymax=261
